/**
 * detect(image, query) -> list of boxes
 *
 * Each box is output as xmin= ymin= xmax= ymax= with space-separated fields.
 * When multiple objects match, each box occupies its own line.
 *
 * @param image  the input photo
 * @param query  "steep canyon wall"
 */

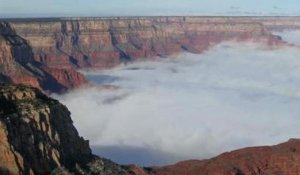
xmin=0 ymin=16 xmax=299 ymax=92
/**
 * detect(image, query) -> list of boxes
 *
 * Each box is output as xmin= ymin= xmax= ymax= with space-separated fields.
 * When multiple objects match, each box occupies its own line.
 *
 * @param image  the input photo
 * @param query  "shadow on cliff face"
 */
xmin=55 ymin=37 xmax=300 ymax=166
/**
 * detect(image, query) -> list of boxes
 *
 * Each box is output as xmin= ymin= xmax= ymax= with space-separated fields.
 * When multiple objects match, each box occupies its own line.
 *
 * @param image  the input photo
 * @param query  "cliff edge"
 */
xmin=0 ymin=22 xmax=88 ymax=93
xmin=0 ymin=83 xmax=129 ymax=175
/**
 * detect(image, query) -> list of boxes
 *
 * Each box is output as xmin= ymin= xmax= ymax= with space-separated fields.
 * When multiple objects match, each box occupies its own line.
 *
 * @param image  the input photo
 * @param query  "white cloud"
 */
xmin=274 ymin=30 xmax=300 ymax=46
xmin=54 ymin=32 xmax=300 ymax=166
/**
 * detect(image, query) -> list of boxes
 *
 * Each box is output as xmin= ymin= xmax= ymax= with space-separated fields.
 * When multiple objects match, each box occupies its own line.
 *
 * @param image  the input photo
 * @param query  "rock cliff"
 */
xmin=1 ymin=16 xmax=295 ymax=92
xmin=0 ymin=22 xmax=88 ymax=93
xmin=0 ymin=83 xmax=129 ymax=175
xmin=9 ymin=17 xmax=283 ymax=69
xmin=129 ymin=139 xmax=300 ymax=175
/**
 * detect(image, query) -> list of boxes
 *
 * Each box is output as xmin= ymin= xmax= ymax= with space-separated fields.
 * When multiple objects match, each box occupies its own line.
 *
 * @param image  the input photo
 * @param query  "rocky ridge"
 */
xmin=129 ymin=139 xmax=300 ymax=175
xmin=0 ymin=83 xmax=129 ymax=175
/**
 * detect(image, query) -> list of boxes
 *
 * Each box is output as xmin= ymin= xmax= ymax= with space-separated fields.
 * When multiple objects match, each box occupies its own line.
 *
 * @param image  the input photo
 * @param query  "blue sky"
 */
xmin=0 ymin=0 xmax=300 ymax=17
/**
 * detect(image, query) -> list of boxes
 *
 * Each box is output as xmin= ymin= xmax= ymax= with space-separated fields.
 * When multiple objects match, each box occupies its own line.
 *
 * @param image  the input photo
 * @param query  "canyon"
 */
xmin=1 ymin=16 xmax=300 ymax=175
xmin=1 ymin=16 xmax=300 ymax=93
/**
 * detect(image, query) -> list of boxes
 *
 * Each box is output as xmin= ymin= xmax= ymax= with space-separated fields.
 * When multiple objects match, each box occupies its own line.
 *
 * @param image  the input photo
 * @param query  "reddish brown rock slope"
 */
xmin=0 ymin=22 xmax=88 ymax=93
xmin=129 ymin=139 xmax=300 ymax=175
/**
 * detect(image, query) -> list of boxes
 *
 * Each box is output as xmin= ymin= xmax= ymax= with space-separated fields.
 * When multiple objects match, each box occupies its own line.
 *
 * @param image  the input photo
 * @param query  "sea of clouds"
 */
xmin=274 ymin=30 xmax=300 ymax=46
xmin=54 ymin=31 xmax=300 ymax=166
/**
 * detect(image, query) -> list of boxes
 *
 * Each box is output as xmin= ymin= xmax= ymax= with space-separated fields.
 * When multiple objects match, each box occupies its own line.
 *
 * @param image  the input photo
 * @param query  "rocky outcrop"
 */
xmin=0 ymin=83 xmax=129 ymax=175
xmin=1 ymin=16 xmax=299 ymax=92
xmin=0 ymin=22 xmax=41 ymax=90
xmin=129 ymin=139 xmax=300 ymax=175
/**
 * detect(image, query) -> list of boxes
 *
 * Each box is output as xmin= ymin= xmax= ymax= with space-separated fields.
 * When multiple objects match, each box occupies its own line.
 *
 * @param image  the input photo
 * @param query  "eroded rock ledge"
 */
xmin=0 ymin=83 xmax=129 ymax=175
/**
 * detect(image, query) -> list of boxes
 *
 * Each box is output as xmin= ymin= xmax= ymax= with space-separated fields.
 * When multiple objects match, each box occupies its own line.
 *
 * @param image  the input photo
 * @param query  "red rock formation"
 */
xmin=0 ymin=22 xmax=88 ymax=93
xmin=9 ymin=75 xmax=40 ymax=89
xmin=129 ymin=139 xmax=300 ymax=175
xmin=127 ymin=165 xmax=149 ymax=175
xmin=0 ymin=28 xmax=41 ymax=90
xmin=41 ymin=66 xmax=88 ymax=91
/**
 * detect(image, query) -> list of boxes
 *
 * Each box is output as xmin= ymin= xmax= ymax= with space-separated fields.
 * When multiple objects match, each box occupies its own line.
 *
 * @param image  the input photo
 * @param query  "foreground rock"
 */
xmin=0 ymin=83 xmax=129 ymax=175
xmin=129 ymin=139 xmax=300 ymax=175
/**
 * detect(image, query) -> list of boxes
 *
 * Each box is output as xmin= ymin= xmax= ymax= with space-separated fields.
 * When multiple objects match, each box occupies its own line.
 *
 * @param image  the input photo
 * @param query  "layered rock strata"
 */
xmin=1 ymin=16 xmax=295 ymax=92
xmin=0 ymin=22 xmax=87 ymax=93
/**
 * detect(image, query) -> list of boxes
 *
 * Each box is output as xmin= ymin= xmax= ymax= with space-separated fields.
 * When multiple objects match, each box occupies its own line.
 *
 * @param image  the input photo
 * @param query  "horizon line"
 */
xmin=1 ymin=15 xmax=300 ymax=21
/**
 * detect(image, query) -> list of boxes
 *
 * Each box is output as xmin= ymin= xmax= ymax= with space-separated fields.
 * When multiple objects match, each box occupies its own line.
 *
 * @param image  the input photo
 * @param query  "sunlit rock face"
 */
xmin=10 ymin=16 xmax=284 ymax=70
xmin=0 ymin=22 xmax=88 ymax=93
